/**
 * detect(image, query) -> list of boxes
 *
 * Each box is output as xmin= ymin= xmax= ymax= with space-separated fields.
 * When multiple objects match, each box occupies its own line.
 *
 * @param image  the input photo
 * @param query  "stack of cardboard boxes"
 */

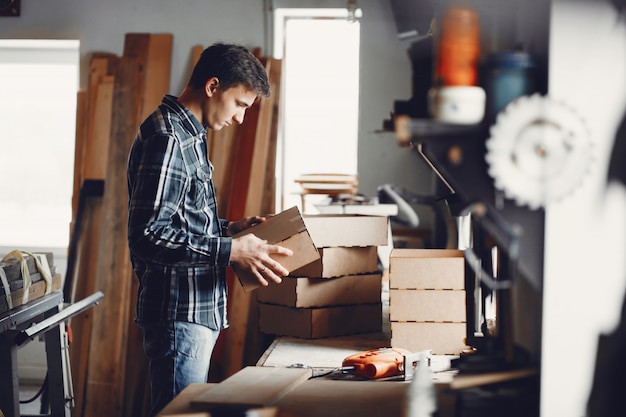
xmin=257 ymin=213 xmax=389 ymax=339
xmin=389 ymin=249 xmax=470 ymax=354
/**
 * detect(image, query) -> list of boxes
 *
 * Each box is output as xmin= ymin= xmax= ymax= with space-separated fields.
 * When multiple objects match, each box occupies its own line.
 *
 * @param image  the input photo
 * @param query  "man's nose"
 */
xmin=234 ymin=109 xmax=246 ymax=124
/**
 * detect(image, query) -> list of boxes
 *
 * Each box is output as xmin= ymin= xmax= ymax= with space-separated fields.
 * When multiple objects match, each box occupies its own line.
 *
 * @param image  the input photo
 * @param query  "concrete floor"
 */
xmin=17 ymin=383 xmax=45 ymax=416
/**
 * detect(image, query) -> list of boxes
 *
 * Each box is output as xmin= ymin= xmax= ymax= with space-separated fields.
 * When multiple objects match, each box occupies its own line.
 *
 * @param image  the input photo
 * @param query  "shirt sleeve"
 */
xmin=127 ymin=130 xmax=231 ymax=267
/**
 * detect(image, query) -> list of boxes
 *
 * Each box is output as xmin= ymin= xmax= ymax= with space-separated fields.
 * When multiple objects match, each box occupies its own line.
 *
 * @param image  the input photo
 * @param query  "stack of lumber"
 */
xmin=68 ymin=34 xmax=282 ymax=417
xmin=0 ymin=251 xmax=60 ymax=314
xmin=69 ymin=33 xmax=173 ymax=417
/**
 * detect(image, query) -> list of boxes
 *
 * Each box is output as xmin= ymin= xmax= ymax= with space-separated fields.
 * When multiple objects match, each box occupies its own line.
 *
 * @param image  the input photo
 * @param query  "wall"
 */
xmin=0 ymin=0 xmax=432 ymax=209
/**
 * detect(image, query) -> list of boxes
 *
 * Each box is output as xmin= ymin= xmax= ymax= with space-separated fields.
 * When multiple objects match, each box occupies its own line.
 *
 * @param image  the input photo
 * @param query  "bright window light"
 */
xmin=274 ymin=9 xmax=361 ymax=212
xmin=0 ymin=40 xmax=79 ymax=249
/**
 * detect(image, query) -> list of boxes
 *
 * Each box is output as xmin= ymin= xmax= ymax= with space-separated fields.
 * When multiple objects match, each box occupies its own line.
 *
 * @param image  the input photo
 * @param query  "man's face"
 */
xmin=204 ymin=83 xmax=258 ymax=130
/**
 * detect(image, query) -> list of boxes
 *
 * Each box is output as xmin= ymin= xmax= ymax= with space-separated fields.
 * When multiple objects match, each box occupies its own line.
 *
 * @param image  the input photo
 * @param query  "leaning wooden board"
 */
xmin=190 ymin=366 xmax=311 ymax=412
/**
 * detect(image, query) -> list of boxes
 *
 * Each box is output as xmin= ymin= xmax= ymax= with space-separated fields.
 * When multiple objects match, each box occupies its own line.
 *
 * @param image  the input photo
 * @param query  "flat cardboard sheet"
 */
xmin=190 ymin=366 xmax=311 ymax=412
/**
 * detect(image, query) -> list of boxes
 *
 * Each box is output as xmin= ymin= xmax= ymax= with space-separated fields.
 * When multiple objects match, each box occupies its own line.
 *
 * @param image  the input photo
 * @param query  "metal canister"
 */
xmin=487 ymin=51 xmax=535 ymax=119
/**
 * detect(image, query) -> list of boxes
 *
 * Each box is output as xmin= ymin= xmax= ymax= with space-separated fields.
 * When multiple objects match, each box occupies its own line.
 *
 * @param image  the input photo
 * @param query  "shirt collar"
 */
xmin=162 ymin=94 xmax=206 ymax=135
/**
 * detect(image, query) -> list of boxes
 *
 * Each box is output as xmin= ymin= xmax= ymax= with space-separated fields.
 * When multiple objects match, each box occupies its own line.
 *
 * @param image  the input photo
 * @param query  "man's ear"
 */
xmin=205 ymin=77 xmax=219 ymax=97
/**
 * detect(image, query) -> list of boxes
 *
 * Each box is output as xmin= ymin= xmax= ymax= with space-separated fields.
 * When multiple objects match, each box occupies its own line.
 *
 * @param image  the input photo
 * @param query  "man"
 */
xmin=126 ymin=43 xmax=291 ymax=416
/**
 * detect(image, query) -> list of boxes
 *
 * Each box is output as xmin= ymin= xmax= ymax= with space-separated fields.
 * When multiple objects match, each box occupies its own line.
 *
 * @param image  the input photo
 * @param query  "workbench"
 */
xmin=156 ymin=325 xmax=459 ymax=417
xmin=156 ymin=278 xmax=458 ymax=417
xmin=157 ymin=327 xmax=542 ymax=417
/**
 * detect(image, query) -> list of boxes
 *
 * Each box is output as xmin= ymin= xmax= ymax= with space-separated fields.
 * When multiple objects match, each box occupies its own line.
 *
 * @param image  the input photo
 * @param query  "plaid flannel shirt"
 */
xmin=127 ymin=95 xmax=229 ymax=330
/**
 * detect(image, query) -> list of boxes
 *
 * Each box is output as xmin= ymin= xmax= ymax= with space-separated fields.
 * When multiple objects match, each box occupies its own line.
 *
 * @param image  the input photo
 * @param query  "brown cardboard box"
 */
xmin=391 ymin=322 xmax=469 ymax=355
xmin=233 ymin=206 xmax=320 ymax=292
xmin=257 ymin=273 xmax=382 ymax=308
xmin=302 ymin=214 xmax=389 ymax=248
xmin=389 ymin=249 xmax=465 ymax=290
xmin=258 ymin=302 xmax=382 ymax=339
xmin=291 ymin=246 xmax=378 ymax=278
xmin=389 ymin=289 xmax=466 ymax=322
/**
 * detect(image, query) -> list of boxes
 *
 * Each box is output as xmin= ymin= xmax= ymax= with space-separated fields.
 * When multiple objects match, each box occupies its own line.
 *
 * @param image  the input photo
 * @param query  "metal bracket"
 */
xmin=14 ymin=291 xmax=103 ymax=346
xmin=403 ymin=349 xmax=432 ymax=381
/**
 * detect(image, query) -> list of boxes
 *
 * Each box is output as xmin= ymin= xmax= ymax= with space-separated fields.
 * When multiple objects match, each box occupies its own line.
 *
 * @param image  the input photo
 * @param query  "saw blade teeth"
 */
xmin=484 ymin=94 xmax=594 ymax=209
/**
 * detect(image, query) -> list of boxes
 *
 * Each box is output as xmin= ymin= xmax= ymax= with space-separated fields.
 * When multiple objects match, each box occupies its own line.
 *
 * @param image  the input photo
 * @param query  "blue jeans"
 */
xmin=140 ymin=321 xmax=220 ymax=417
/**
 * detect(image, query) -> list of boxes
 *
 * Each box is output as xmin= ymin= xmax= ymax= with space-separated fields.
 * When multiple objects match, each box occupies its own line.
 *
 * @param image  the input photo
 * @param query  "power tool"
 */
xmin=342 ymin=347 xmax=431 ymax=380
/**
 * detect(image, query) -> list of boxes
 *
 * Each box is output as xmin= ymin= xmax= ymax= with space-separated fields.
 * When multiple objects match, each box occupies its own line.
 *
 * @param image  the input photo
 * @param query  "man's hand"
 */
xmin=226 ymin=216 xmax=266 ymax=236
xmin=230 ymin=233 xmax=293 ymax=287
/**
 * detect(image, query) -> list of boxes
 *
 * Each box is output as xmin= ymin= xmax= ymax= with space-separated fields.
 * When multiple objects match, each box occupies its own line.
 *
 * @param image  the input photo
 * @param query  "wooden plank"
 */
xmin=0 ymin=252 xmax=53 ymax=282
xmin=84 ymin=33 xmax=171 ymax=417
xmin=218 ymin=56 xmax=271 ymax=379
xmin=72 ymin=90 xmax=87 ymax=219
xmin=0 ymin=274 xmax=62 ymax=314
xmin=123 ymin=33 xmax=173 ymax=121
xmin=157 ymin=383 xmax=278 ymax=417
xmin=261 ymin=58 xmax=282 ymax=216
xmin=121 ymin=34 xmax=173 ymax=417
xmin=207 ymin=125 xmax=239 ymax=215
xmin=83 ymin=55 xmax=142 ymax=417
xmin=81 ymin=54 xmax=117 ymax=182
xmin=243 ymin=58 xmax=282 ymax=368
xmin=448 ymin=368 xmax=538 ymax=390
xmin=83 ymin=75 xmax=114 ymax=180
xmin=69 ymin=196 xmax=103 ymax=417
xmin=191 ymin=366 xmax=311 ymax=411
xmin=276 ymin=378 xmax=408 ymax=417
xmin=224 ymin=56 xmax=268 ymax=220
xmin=243 ymin=57 xmax=275 ymax=217
xmin=157 ymin=383 xmax=215 ymax=417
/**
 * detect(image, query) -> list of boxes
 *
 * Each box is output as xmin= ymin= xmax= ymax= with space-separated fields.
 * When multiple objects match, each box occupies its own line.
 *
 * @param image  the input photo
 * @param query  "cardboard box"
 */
xmin=259 ymin=302 xmax=382 ymax=339
xmin=302 ymin=214 xmax=389 ymax=248
xmin=291 ymin=246 xmax=379 ymax=278
xmin=389 ymin=249 xmax=465 ymax=290
xmin=233 ymin=206 xmax=320 ymax=292
xmin=257 ymin=273 xmax=382 ymax=308
xmin=391 ymin=321 xmax=469 ymax=355
xmin=389 ymin=289 xmax=466 ymax=322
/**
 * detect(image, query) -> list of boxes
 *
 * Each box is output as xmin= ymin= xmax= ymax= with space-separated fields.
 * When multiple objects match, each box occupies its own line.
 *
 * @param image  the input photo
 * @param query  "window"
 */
xmin=0 ymin=40 xmax=79 ymax=251
xmin=274 ymin=8 xmax=361 ymax=212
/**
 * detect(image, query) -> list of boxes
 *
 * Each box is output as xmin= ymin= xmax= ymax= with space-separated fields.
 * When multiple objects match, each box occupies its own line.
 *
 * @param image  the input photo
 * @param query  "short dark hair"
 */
xmin=188 ymin=43 xmax=270 ymax=98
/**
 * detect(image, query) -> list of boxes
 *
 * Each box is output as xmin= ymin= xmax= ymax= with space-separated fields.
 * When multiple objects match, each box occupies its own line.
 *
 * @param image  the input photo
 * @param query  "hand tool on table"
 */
xmin=342 ymin=347 xmax=432 ymax=380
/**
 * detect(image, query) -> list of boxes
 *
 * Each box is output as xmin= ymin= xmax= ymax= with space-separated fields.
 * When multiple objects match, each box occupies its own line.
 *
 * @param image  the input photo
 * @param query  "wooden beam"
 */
xmin=122 ymin=33 xmax=173 ymax=417
xmin=68 ymin=196 xmax=103 ymax=417
xmin=82 ymin=55 xmax=141 ymax=417
xmin=71 ymin=90 xmax=87 ymax=221
xmin=82 ymin=33 xmax=172 ymax=417
xmin=243 ymin=58 xmax=276 ymax=217
xmin=83 ymin=54 xmax=116 ymax=181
